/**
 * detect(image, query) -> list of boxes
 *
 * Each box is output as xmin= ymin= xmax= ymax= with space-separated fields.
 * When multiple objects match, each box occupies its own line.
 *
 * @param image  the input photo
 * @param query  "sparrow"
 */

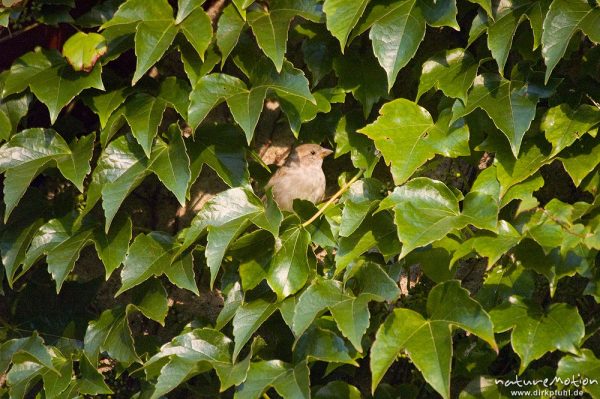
xmin=265 ymin=144 xmax=333 ymax=211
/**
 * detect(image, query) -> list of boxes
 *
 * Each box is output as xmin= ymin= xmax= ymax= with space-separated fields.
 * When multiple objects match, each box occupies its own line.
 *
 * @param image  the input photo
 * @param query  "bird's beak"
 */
xmin=320 ymin=148 xmax=333 ymax=158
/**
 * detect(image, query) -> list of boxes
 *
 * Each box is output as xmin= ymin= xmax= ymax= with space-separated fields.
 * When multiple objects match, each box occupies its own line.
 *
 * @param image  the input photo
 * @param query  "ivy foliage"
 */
xmin=1 ymin=0 xmax=600 ymax=397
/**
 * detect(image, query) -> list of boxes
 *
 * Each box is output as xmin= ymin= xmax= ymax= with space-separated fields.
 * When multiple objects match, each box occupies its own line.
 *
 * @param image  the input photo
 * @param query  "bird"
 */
xmin=264 ymin=143 xmax=333 ymax=211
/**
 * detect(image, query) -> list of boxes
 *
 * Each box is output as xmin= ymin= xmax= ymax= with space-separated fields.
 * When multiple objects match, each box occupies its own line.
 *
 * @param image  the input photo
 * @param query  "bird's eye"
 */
xmin=310 ymin=150 xmax=316 ymax=155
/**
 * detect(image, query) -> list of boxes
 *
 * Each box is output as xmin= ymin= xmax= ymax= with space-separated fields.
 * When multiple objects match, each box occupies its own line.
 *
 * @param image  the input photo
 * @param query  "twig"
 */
xmin=0 ymin=22 xmax=40 ymax=45
xmin=301 ymin=169 xmax=364 ymax=228
xmin=206 ymin=0 xmax=227 ymax=25
xmin=587 ymin=94 xmax=600 ymax=110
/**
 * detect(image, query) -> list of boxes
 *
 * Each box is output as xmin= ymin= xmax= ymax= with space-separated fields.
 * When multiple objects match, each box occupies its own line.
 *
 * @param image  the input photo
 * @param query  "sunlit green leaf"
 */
xmin=490 ymin=296 xmax=584 ymax=373
xmin=360 ymin=99 xmax=469 ymax=185
xmin=542 ymin=0 xmax=600 ymax=82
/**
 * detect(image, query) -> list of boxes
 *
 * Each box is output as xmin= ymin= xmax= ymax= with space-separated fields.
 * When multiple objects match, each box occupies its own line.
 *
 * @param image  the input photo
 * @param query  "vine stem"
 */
xmin=301 ymin=169 xmax=364 ymax=228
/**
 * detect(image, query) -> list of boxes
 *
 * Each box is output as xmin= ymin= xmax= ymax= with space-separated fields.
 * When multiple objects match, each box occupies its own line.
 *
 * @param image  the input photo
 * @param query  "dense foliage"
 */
xmin=1 ymin=0 xmax=600 ymax=397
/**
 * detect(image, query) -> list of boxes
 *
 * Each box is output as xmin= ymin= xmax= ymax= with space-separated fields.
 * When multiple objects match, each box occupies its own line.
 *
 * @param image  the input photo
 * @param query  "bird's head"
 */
xmin=286 ymin=144 xmax=333 ymax=168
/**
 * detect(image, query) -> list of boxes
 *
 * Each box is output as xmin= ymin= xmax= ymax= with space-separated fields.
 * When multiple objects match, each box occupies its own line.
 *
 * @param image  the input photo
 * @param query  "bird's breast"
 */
xmin=270 ymin=165 xmax=326 ymax=210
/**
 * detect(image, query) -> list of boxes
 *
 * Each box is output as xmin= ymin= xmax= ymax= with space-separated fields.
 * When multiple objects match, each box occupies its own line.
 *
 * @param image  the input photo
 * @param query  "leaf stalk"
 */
xmin=301 ymin=169 xmax=364 ymax=228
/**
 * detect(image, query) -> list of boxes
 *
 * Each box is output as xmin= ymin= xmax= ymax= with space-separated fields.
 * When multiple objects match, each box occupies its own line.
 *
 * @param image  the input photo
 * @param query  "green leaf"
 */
xmin=456 ymin=75 xmax=540 ymax=156
xmin=235 ymin=360 xmax=310 ymax=399
xmin=117 ymin=232 xmax=173 ymax=294
xmin=77 ymin=0 xmax=122 ymax=27
xmin=370 ymin=0 xmax=425 ymax=89
xmin=542 ymin=0 xmax=600 ymax=82
xmin=179 ymin=42 xmax=220 ymax=87
xmin=149 ymin=125 xmax=191 ymax=205
xmin=84 ymin=307 xmax=139 ymax=366
xmin=500 ymin=172 xmax=544 ymax=210
xmin=56 ymin=132 xmax=95 ymax=191
xmin=329 ymin=295 xmax=371 ymax=352
xmin=335 ymin=211 xmax=401 ymax=272
xmin=372 ymin=308 xmax=450 ymax=397
xmin=481 ymin=132 xmax=552 ymax=197
xmin=404 ymin=238 xmax=457 ymax=283
xmin=83 ymin=88 xmax=131 ymax=128
xmin=89 ymin=135 xmax=150 ymax=232
xmin=345 ymin=260 xmax=401 ymax=302
xmin=235 ymin=51 xmax=317 ymax=136
xmin=144 ymin=328 xmax=232 ymax=398
xmin=1 ymin=218 xmax=43 ymax=286
xmin=181 ymin=187 xmax=262 ymax=287
xmin=0 ymin=128 xmax=87 ymax=221
xmin=339 ymin=178 xmax=384 ymax=237
xmin=164 ymin=251 xmax=199 ymax=295
xmin=426 ymin=281 xmax=497 ymax=350
xmin=247 ymin=0 xmax=322 ymax=71
xmin=294 ymin=321 xmax=359 ymax=365
xmin=46 ymin=223 xmax=95 ymax=293
xmin=0 ymin=88 xmax=31 ymax=139
xmin=514 ymin=240 xmax=588 ymax=296
xmin=0 ymin=333 xmax=57 ymax=375
xmin=2 ymin=50 xmax=60 ymax=97
xmin=124 ymin=92 xmax=167 ymax=157
xmin=451 ymin=220 xmax=521 ymax=269
xmin=461 ymin=166 xmax=500 ymax=232
xmin=467 ymin=9 xmax=490 ymax=46
xmin=490 ymin=297 xmax=584 ymax=373
xmin=178 ymin=7 xmax=212 ymax=60
xmin=267 ymin=225 xmax=312 ymax=299
xmin=232 ymin=298 xmax=279 ymax=360
xmin=379 ymin=178 xmax=474 ymax=258
xmin=187 ymin=124 xmax=250 ymax=188
xmin=217 ymin=282 xmax=243 ymax=330
xmin=43 ymin=356 xmax=74 ymax=397
xmin=421 ymin=0 xmax=459 ymax=29
xmin=467 ymin=0 xmax=492 ymax=16
xmin=217 ymin=4 xmax=246 ymax=66
xmin=487 ymin=1 xmax=547 ymax=76
xmin=459 ymin=376 xmax=511 ymax=398
xmin=333 ymin=49 xmax=387 ymax=117
xmin=359 ymin=99 xmax=469 ymax=185
xmin=3 ymin=50 xmax=105 ymax=123
xmin=0 ymin=109 xmax=10 ymax=141
xmin=190 ymin=59 xmax=314 ymax=142
xmin=62 ymin=32 xmax=107 ymax=72
xmin=314 ymin=381 xmax=362 ymax=399
xmin=100 ymin=0 xmax=173 ymax=30
xmin=232 ymin=0 xmax=254 ymax=16
xmin=130 ymin=278 xmax=168 ymax=325
xmin=333 ymin=111 xmax=379 ymax=176
xmin=158 ymin=76 xmax=191 ymax=120
xmin=176 ymin=0 xmax=206 ymax=23
xmin=371 ymin=280 xmax=495 ymax=398
xmin=188 ymin=73 xmax=249 ymax=130
xmin=251 ymin=191 xmax=283 ymax=238
xmin=556 ymin=349 xmax=600 ymax=398
xmin=559 ymin=134 xmax=600 ymax=186
xmin=541 ymin=104 xmax=600 ymax=156
xmin=93 ymin=215 xmax=132 ymax=279
xmin=0 ymin=9 xmax=8 ymax=27
xmin=323 ymin=0 xmax=369 ymax=51
xmin=476 ymin=263 xmax=536 ymax=310
xmin=301 ymin=25 xmax=338 ymax=86
xmin=292 ymin=278 xmax=346 ymax=337
xmin=78 ymin=354 xmax=113 ymax=395
xmin=133 ymin=20 xmax=178 ymax=84
xmin=417 ymin=48 xmax=478 ymax=102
